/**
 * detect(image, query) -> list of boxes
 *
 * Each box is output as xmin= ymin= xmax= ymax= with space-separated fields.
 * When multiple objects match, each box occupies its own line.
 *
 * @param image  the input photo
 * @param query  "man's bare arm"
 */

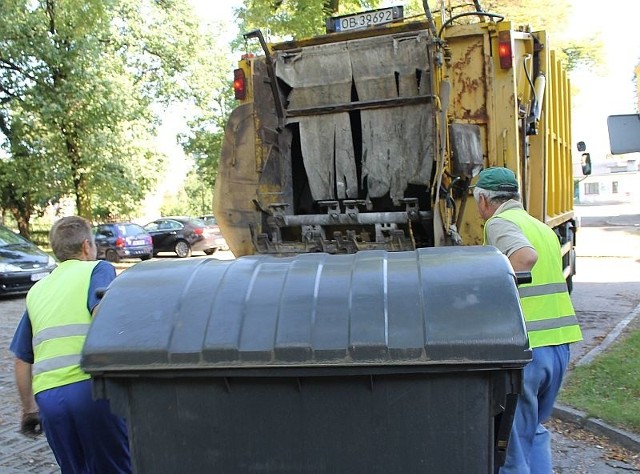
xmin=509 ymin=247 xmax=538 ymax=272
xmin=15 ymin=359 xmax=38 ymax=414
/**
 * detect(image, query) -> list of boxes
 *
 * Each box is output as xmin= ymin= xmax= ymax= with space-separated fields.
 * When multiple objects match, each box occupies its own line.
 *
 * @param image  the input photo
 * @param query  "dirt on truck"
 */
xmin=214 ymin=1 xmax=585 ymax=288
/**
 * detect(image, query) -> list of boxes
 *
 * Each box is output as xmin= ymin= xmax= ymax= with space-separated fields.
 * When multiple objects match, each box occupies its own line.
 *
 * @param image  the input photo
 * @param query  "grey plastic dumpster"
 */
xmin=82 ymin=246 xmax=530 ymax=474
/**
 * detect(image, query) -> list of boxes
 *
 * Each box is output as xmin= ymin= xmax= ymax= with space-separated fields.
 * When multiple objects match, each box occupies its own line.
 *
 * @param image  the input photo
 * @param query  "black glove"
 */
xmin=20 ymin=411 xmax=42 ymax=438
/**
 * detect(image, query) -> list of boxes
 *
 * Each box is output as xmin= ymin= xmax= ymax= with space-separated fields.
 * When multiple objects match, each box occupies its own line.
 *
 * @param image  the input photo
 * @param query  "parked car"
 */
xmin=197 ymin=214 xmax=229 ymax=251
xmin=0 ymin=224 xmax=57 ymax=297
xmin=144 ymin=217 xmax=217 ymax=258
xmin=93 ymin=222 xmax=153 ymax=263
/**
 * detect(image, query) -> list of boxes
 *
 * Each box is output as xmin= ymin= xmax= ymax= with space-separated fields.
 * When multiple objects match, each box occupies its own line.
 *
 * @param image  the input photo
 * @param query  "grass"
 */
xmin=558 ymin=328 xmax=640 ymax=433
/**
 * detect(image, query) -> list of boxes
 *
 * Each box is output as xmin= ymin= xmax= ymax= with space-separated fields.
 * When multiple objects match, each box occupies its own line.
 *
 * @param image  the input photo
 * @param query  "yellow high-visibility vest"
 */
xmin=27 ymin=260 xmax=99 ymax=394
xmin=485 ymin=208 xmax=582 ymax=348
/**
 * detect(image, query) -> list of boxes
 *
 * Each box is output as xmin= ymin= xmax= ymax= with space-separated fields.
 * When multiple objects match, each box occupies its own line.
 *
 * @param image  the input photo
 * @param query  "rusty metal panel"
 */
xmin=447 ymin=33 xmax=489 ymax=123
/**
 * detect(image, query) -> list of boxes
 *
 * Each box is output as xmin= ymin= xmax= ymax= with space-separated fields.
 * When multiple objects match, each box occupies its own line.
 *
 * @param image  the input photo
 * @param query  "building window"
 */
xmin=612 ymin=181 xmax=619 ymax=194
xmin=585 ymin=182 xmax=599 ymax=195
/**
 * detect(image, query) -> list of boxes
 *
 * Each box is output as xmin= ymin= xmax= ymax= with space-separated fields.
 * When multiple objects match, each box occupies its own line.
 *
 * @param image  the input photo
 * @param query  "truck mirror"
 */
xmin=607 ymin=114 xmax=640 ymax=154
xmin=581 ymin=153 xmax=592 ymax=176
xmin=576 ymin=141 xmax=586 ymax=152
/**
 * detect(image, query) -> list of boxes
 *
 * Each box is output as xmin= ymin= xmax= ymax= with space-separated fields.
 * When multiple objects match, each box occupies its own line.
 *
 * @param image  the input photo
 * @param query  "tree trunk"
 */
xmin=64 ymin=129 xmax=93 ymax=220
xmin=75 ymin=175 xmax=93 ymax=220
xmin=324 ymin=0 xmax=339 ymax=15
xmin=11 ymin=208 xmax=31 ymax=239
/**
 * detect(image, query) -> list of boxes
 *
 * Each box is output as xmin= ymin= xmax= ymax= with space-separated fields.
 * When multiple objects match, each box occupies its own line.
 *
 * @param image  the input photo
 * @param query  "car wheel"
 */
xmin=174 ymin=240 xmax=192 ymax=258
xmin=140 ymin=254 xmax=152 ymax=261
xmin=203 ymin=248 xmax=217 ymax=255
xmin=105 ymin=249 xmax=120 ymax=263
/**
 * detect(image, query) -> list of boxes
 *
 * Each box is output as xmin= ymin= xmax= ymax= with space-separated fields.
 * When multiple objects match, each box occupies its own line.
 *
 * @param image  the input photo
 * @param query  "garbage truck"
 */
xmin=81 ymin=4 xmax=544 ymax=471
xmin=214 ymin=1 xmax=583 ymax=289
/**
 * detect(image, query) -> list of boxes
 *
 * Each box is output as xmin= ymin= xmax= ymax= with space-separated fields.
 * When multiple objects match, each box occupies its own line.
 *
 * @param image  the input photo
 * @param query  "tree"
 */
xmin=235 ymin=0 xmax=381 ymax=41
xmin=0 ymin=0 xmax=215 ymax=233
xmin=178 ymin=27 xmax=236 ymax=196
xmin=427 ymin=0 xmax=601 ymax=71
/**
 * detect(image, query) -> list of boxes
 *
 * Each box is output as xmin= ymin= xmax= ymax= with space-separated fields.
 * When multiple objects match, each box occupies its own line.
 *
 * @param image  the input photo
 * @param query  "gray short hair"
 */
xmin=473 ymin=187 xmax=520 ymax=204
xmin=49 ymin=216 xmax=93 ymax=261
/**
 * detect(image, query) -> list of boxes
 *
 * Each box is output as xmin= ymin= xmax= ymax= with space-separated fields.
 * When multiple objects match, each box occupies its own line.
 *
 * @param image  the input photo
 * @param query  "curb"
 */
xmin=553 ymin=404 xmax=640 ymax=453
xmin=551 ymin=301 xmax=640 ymax=453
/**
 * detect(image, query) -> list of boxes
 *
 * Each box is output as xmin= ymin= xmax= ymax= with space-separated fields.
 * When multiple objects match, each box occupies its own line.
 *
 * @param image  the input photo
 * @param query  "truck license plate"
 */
xmin=327 ymin=7 xmax=403 ymax=33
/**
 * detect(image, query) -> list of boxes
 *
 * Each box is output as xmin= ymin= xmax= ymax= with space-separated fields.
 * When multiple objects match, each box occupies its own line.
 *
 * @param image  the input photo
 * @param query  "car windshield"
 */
xmin=119 ymin=224 xmax=146 ymax=236
xmin=0 ymin=226 xmax=30 ymax=247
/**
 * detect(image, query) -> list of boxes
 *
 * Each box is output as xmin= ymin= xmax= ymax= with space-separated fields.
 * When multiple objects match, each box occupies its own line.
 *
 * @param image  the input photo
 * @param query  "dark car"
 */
xmin=197 ymin=214 xmax=229 ymax=251
xmin=93 ymin=222 xmax=153 ymax=263
xmin=0 ymin=224 xmax=57 ymax=296
xmin=144 ymin=217 xmax=216 ymax=258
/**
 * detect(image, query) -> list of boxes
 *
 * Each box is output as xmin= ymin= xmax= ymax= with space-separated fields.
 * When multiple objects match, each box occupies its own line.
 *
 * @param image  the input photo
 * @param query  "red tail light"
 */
xmin=115 ymin=237 xmax=125 ymax=248
xmin=233 ymin=68 xmax=246 ymax=100
xmin=193 ymin=227 xmax=204 ymax=236
xmin=498 ymin=31 xmax=513 ymax=69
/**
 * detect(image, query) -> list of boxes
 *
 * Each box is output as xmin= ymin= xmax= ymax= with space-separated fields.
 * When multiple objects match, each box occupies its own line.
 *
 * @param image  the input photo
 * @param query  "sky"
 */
xmin=567 ymin=0 xmax=640 ymax=162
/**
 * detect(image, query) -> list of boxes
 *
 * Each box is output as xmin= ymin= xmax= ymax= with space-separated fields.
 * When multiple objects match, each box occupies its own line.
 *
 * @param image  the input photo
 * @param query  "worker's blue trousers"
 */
xmin=36 ymin=379 xmax=131 ymax=474
xmin=500 ymin=344 xmax=570 ymax=474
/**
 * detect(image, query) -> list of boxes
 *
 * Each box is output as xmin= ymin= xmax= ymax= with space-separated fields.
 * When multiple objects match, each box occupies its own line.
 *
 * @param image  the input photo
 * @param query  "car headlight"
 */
xmin=47 ymin=256 xmax=57 ymax=267
xmin=0 ymin=262 xmax=22 ymax=272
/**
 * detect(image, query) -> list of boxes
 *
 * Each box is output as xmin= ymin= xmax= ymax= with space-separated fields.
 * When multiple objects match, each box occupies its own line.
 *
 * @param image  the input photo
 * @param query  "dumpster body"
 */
xmin=82 ymin=246 xmax=530 ymax=473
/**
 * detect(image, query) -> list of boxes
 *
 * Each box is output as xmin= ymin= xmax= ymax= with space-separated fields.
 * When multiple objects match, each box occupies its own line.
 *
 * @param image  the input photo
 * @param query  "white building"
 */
xmin=573 ymin=156 xmax=640 ymax=204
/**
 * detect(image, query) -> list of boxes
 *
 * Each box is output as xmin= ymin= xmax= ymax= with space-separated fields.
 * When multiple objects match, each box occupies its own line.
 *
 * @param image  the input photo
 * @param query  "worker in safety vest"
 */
xmin=10 ymin=216 xmax=131 ymax=473
xmin=473 ymin=167 xmax=582 ymax=474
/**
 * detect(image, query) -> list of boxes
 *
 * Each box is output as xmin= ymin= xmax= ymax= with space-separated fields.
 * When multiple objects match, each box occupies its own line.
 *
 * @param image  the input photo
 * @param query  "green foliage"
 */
xmin=559 ymin=329 xmax=640 ymax=433
xmin=177 ymin=28 xmax=236 ymax=191
xmin=473 ymin=0 xmax=601 ymax=71
xmin=235 ymin=0 xmax=381 ymax=42
xmin=0 ymin=0 xmax=215 ymax=231
xmin=158 ymin=168 xmax=212 ymax=217
xmin=561 ymin=36 xmax=605 ymax=74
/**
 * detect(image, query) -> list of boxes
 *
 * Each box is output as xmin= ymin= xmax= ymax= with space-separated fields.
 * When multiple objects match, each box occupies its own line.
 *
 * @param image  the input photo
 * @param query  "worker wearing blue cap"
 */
xmin=473 ymin=167 xmax=582 ymax=474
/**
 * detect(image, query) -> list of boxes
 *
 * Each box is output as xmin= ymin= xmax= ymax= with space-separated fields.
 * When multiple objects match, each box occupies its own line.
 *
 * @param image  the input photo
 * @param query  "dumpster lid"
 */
xmin=82 ymin=247 xmax=530 ymax=372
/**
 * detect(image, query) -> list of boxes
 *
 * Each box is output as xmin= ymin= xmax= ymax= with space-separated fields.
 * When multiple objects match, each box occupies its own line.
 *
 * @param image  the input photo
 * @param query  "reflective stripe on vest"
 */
xmin=33 ymin=354 xmax=82 ymax=376
xmin=27 ymin=260 xmax=99 ymax=394
xmin=32 ymin=323 xmax=91 ymax=347
xmin=485 ymin=207 xmax=582 ymax=348
xmin=518 ymin=282 xmax=568 ymax=298
xmin=32 ymin=323 xmax=91 ymax=375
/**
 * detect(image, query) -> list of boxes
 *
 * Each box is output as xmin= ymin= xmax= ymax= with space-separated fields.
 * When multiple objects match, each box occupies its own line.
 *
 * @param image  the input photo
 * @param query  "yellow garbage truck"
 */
xmin=214 ymin=2 xmax=580 ymax=288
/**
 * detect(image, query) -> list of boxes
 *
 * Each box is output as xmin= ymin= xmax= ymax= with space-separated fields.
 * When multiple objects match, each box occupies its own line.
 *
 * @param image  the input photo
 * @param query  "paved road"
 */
xmin=1 ymin=207 xmax=639 ymax=472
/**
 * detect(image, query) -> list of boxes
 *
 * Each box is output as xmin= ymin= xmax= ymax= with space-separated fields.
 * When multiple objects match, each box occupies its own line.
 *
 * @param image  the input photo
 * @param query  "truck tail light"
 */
xmin=233 ymin=68 xmax=246 ymax=100
xmin=498 ymin=31 xmax=512 ymax=69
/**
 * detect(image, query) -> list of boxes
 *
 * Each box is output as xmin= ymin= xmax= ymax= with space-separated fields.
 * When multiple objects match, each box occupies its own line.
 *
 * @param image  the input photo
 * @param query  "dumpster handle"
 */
xmin=515 ymin=271 xmax=532 ymax=285
xmin=495 ymin=393 xmax=518 ymax=467
xmin=95 ymin=287 xmax=109 ymax=299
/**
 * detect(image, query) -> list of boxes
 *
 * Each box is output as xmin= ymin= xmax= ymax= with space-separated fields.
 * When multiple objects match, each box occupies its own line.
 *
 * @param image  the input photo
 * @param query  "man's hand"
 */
xmin=20 ymin=411 xmax=42 ymax=438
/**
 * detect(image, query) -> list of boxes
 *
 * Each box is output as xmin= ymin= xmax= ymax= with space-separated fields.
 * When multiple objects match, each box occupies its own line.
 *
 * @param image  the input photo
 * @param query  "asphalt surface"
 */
xmin=1 ymin=204 xmax=640 ymax=472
